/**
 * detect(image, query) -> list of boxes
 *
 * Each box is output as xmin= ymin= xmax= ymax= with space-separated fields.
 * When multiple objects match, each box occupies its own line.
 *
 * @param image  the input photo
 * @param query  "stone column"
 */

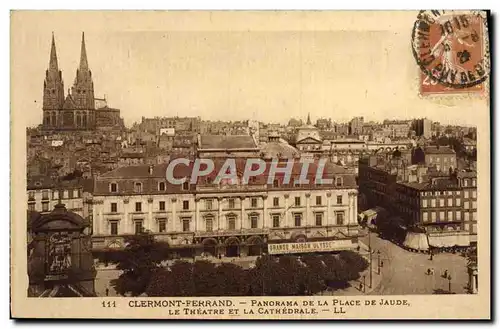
xmin=123 ymin=198 xmax=129 ymax=234
xmin=305 ymin=193 xmax=311 ymax=227
xmin=147 ymin=197 xmax=153 ymax=232
xmin=348 ymin=192 xmax=354 ymax=225
xmin=262 ymin=195 xmax=268 ymax=228
xmin=353 ymin=191 xmax=358 ymax=225
xmin=195 ymin=197 xmax=200 ymax=232
xmin=95 ymin=200 xmax=102 ymax=234
xmin=171 ymin=198 xmax=177 ymax=232
xmin=326 ymin=192 xmax=332 ymax=227
xmin=240 ymin=196 xmax=245 ymax=230
xmin=284 ymin=194 xmax=289 ymax=227
xmin=217 ymin=197 xmax=223 ymax=231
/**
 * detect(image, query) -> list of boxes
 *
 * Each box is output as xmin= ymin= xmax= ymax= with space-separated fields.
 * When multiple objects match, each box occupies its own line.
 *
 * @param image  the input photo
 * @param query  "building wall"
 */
xmin=425 ymin=153 xmax=457 ymax=172
xmin=359 ymin=156 xmax=477 ymax=243
xmin=27 ymin=187 xmax=84 ymax=217
xmin=91 ymin=187 xmax=359 ymax=249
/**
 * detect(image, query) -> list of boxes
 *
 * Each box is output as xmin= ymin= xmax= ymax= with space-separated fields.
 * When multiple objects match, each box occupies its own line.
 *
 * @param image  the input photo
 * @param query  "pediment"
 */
xmin=63 ymin=95 xmax=76 ymax=109
xmin=296 ymin=136 xmax=322 ymax=144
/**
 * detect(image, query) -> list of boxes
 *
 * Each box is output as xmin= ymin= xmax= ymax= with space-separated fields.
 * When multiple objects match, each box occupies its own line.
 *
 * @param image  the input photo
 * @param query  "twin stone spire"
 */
xmin=44 ymin=32 xmax=94 ymax=111
xmin=48 ymin=32 xmax=90 ymax=76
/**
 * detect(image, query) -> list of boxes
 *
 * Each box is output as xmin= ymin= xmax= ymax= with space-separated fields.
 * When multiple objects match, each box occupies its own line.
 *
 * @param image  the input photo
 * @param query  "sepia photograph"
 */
xmin=10 ymin=10 xmax=490 ymax=319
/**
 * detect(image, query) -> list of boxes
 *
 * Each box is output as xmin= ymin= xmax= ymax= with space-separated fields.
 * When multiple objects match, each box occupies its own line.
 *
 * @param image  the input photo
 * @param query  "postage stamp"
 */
xmin=10 ymin=10 xmax=490 ymax=320
xmin=411 ymin=10 xmax=490 ymax=95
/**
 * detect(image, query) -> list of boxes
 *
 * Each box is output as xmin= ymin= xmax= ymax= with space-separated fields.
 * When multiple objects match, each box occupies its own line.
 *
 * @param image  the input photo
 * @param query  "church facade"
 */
xmin=42 ymin=33 xmax=121 ymax=131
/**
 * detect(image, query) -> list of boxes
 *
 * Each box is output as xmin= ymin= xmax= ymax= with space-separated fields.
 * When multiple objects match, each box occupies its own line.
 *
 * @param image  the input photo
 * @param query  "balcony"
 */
xmin=196 ymin=184 xmax=267 ymax=192
xmin=194 ymin=228 xmax=269 ymax=238
xmin=103 ymin=212 xmax=123 ymax=216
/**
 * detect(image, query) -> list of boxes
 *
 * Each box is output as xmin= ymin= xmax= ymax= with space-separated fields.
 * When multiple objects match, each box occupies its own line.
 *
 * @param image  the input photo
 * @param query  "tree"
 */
xmin=321 ymin=254 xmax=351 ymax=290
xmin=299 ymin=266 xmax=326 ymax=295
xmin=146 ymin=260 xmax=195 ymax=297
xmin=144 ymin=268 xmax=170 ymax=297
xmin=214 ymin=263 xmax=249 ymax=296
xmin=248 ymin=255 xmax=288 ymax=295
xmin=277 ymin=256 xmax=304 ymax=295
xmin=338 ymin=250 xmax=369 ymax=274
xmin=112 ymin=233 xmax=169 ymax=296
xmin=192 ymin=260 xmax=218 ymax=296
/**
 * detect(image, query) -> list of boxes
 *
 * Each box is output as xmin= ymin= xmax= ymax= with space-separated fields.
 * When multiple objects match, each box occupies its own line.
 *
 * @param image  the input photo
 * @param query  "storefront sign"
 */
xmin=268 ymin=240 xmax=355 ymax=255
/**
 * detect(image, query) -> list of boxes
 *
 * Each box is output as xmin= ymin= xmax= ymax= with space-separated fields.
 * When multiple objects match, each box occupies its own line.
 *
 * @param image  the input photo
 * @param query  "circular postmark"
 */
xmin=411 ymin=10 xmax=489 ymax=89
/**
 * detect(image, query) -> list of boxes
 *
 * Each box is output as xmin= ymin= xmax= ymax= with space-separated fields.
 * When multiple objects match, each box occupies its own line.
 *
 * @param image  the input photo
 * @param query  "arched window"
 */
xmin=82 ymin=114 xmax=87 ymax=127
xmin=110 ymin=183 xmax=118 ymax=193
xmin=51 ymin=112 xmax=56 ymax=126
xmin=158 ymin=181 xmax=166 ymax=191
xmin=76 ymin=113 xmax=81 ymax=127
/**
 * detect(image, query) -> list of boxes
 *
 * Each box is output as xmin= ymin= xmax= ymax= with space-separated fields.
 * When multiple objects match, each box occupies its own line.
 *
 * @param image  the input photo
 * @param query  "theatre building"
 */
xmin=91 ymin=158 xmax=360 ymax=258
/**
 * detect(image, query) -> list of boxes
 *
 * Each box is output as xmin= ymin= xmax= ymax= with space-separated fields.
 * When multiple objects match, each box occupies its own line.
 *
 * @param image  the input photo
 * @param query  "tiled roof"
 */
xmin=95 ymin=158 xmax=357 ymax=195
xmin=100 ymin=163 xmax=170 ymax=178
xmin=260 ymin=142 xmax=299 ymax=159
xmin=199 ymin=135 xmax=257 ymax=149
xmin=27 ymin=175 xmax=55 ymax=189
xmin=457 ymin=170 xmax=477 ymax=178
xmin=424 ymin=146 xmax=455 ymax=154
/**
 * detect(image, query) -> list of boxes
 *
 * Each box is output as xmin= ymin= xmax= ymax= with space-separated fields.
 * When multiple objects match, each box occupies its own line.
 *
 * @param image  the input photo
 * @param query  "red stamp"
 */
xmin=411 ymin=10 xmax=489 ymax=95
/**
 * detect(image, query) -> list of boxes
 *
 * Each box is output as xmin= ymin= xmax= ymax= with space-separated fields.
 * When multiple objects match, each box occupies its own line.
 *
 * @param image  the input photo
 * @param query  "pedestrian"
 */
xmin=380 ymin=260 xmax=384 ymax=267
xmin=359 ymin=282 xmax=363 ymax=291
xmin=430 ymin=253 xmax=433 ymax=261
xmin=357 ymin=245 xmax=361 ymax=252
xmin=105 ymin=288 xmax=109 ymax=297
xmin=427 ymin=268 xmax=431 ymax=275
xmin=443 ymin=270 xmax=448 ymax=278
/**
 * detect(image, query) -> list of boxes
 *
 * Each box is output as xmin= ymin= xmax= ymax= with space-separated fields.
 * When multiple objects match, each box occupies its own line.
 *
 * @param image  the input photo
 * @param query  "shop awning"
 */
xmin=428 ymin=233 xmax=471 ymax=248
xmin=403 ymin=232 xmax=429 ymax=251
xmin=359 ymin=207 xmax=388 ymax=225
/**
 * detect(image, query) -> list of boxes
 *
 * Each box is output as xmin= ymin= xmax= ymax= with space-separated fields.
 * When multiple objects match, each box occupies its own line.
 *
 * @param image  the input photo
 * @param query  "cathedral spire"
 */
xmin=307 ymin=112 xmax=311 ymax=125
xmin=49 ymin=32 xmax=59 ymax=71
xmin=79 ymin=32 xmax=89 ymax=71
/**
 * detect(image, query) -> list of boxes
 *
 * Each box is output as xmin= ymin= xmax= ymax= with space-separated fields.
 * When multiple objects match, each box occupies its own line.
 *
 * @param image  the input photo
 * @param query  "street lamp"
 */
xmin=368 ymin=232 xmax=372 ymax=288
xmin=363 ymin=275 xmax=366 ymax=293
xmin=377 ymin=250 xmax=381 ymax=275
xmin=448 ymin=275 xmax=452 ymax=293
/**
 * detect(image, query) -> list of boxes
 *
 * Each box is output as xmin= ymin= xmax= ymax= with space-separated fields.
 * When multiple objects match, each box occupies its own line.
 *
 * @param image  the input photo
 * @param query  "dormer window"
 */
xmin=134 ymin=182 xmax=143 ymax=193
xmin=158 ymin=181 xmax=166 ymax=191
xmin=110 ymin=183 xmax=118 ymax=193
xmin=182 ymin=181 xmax=189 ymax=191
xmin=273 ymin=179 xmax=280 ymax=188
xmin=335 ymin=177 xmax=343 ymax=187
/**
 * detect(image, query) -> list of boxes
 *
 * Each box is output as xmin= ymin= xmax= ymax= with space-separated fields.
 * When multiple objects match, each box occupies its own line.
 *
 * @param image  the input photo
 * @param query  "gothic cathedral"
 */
xmin=42 ymin=33 xmax=96 ymax=130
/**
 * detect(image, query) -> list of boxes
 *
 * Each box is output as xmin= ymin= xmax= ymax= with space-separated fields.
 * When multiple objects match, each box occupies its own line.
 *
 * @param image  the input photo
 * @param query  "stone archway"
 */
xmin=291 ymin=233 xmax=307 ymax=243
xmin=224 ymin=237 xmax=240 ymax=257
xmin=201 ymin=238 xmax=218 ymax=257
xmin=247 ymin=235 xmax=264 ymax=256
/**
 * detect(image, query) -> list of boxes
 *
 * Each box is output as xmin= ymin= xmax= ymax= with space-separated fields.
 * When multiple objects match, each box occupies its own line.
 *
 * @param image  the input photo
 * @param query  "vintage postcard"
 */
xmin=11 ymin=10 xmax=490 ymax=319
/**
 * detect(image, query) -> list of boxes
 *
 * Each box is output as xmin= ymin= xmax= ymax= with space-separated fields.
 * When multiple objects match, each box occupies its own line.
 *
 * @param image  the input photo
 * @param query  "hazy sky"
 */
xmin=11 ymin=11 xmax=488 ymax=127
